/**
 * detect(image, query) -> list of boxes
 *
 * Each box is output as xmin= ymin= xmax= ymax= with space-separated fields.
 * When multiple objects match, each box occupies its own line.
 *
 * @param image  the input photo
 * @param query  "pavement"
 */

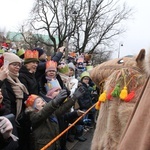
xmin=66 ymin=127 xmax=95 ymax=150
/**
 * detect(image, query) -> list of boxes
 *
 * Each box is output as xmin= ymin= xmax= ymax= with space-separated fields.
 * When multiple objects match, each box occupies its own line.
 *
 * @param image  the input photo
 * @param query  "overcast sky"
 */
xmin=0 ymin=0 xmax=149 ymax=58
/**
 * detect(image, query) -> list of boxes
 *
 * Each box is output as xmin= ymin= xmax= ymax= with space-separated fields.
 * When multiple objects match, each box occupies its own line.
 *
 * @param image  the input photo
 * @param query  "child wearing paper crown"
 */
xmin=25 ymin=86 xmax=85 ymax=150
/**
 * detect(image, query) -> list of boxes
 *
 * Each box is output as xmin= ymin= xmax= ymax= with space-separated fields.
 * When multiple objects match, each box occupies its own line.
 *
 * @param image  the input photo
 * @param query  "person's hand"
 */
xmin=0 ymin=66 xmax=9 ymax=81
xmin=72 ymin=86 xmax=85 ymax=101
xmin=77 ymin=110 xmax=85 ymax=116
xmin=57 ymin=46 xmax=65 ymax=53
xmin=52 ymin=89 xmax=68 ymax=107
xmin=0 ymin=89 xmax=3 ymax=104
xmin=0 ymin=116 xmax=13 ymax=139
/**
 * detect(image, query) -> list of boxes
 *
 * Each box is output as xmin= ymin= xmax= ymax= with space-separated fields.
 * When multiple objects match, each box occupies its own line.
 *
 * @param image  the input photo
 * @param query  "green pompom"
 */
xmin=111 ymin=84 xmax=120 ymax=97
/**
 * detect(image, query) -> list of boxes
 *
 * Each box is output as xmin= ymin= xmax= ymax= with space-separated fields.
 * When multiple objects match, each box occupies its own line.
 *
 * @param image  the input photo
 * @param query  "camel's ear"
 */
xmin=136 ymin=49 xmax=145 ymax=66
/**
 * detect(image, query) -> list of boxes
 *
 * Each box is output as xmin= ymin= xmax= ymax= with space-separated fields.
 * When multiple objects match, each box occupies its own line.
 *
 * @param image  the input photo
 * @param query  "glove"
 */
xmin=72 ymin=86 xmax=85 ymax=100
xmin=52 ymin=89 xmax=68 ymax=107
xmin=0 ymin=116 xmax=13 ymax=139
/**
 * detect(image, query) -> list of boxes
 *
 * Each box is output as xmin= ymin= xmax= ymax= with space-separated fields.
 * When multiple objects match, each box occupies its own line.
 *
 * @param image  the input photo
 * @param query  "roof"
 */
xmin=6 ymin=32 xmax=59 ymax=45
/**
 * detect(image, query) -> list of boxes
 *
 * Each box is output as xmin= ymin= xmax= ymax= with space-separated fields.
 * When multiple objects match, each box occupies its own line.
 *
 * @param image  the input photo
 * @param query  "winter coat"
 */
xmin=35 ymin=52 xmax=63 ymax=82
xmin=29 ymin=96 xmax=76 ymax=150
xmin=4 ymin=79 xmax=31 ymax=150
xmin=19 ymin=65 xmax=39 ymax=95
xmin=78 ymin=82 xmax=93 ymax=110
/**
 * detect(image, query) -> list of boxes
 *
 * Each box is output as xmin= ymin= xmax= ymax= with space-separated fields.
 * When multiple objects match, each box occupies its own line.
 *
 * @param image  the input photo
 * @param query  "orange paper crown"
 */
xmin=46 ymin=60 xmax=57 ymax=69
xmin=25 ymin=94 xmax=39 ymax=107
xmin=24 ymin=50 xmax=39 ymax=59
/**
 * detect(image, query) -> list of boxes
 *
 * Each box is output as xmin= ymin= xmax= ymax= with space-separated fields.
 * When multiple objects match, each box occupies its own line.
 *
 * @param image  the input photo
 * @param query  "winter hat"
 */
xmin=3 ymin=52 xmax=21 ymax=64
xmin=45 ymin=60 xmax=57 ymax=73
xmin=24 ymin=50 xmax=39 ymax=64
xmin=33 ymin=47 xmax=45 ymax=57
xmin=46 ymin=87 xmax=61 ymax=99
xmin=17 ymin=48 xmax=25 ymax=58
xmin=68 ymin=62 xmax=76 ymax=71
xmin=25 ymin=94 xmax=39 ymax=107
xmin=80 ymin=71 xmax=90 ymax=80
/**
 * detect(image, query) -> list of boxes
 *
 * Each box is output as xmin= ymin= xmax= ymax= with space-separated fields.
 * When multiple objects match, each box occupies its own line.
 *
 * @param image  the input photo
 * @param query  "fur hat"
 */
xmin=25 ymin=94 xmax=39 ymax=107
xmin=3 ymin=52 xmax=21 ymax=64
xmin=33 ymin=48 xmax=45 ymax=57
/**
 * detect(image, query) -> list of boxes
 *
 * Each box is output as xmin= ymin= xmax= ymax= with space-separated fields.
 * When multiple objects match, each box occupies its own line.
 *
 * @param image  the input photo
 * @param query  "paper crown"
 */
xmin=57 ymin=62 xmax=69 ymax=74
xmin=25 ymin=94 xmax=39 ymax=107
xmin=45 ymin=79 xmax=61 ymax=92
xmin=46 ymin=60 xmax=57 ymax=72
xmin=24 ymin=50 xmax=39 ymax=64
xmin=24 ymin=50 xmax=39 ymax=59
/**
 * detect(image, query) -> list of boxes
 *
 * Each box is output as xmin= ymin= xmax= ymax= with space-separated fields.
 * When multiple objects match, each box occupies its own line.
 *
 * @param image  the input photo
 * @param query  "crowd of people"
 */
xmin=0 ymin=43 xmax=98 ymax=150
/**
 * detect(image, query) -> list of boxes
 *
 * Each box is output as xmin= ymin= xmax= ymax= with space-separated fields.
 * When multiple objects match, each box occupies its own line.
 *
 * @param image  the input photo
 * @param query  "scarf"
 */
xmin=7 ymin=71 xmax=29 ymax=121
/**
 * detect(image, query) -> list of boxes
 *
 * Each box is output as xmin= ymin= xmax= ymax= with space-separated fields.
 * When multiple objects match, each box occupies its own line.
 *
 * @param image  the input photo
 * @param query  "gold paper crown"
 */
xmin=24 ymin=50 xmax=39 ymax=59
xmin=46 ymin=60 xmax=57 ymax=69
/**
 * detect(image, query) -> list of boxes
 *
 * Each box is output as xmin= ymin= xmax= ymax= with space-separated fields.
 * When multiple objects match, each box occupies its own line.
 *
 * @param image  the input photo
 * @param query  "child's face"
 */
xmin=82 ymin=77 xmax=90 ymax=84
xmin=68 ymin=68 xmax=74 ymax=77
xmin=46 ymin=70 xmax=56 ymax=79
xmin=34 ymin=98 xmax=46 ymax=111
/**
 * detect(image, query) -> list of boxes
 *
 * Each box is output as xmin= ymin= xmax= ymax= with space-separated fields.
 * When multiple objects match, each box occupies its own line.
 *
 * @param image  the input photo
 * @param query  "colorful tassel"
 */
xmin=99 ymin=91 xmax=107 ymax=102
xmin=124 ymin=91 xmax=135 ymax=102
xmin=119 ymin=86 xmax=128 ymax=100
xmin=107 ymin=90 xmax=112 ymax=100
xmin=95 ymin=101 xmax=101 ymax=110
xmin=111 ymin=84 xmax=120 ymax=97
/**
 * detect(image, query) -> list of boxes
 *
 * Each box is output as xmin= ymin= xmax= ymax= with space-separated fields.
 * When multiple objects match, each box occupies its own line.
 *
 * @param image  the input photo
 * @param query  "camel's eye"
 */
xmin=117 ymin=59 xmax=124 ymax=64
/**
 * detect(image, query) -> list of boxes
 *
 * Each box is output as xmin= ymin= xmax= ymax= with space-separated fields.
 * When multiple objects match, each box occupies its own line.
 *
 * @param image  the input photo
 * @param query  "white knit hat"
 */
xmin=3 ymin=52 xmax=21 ymax=64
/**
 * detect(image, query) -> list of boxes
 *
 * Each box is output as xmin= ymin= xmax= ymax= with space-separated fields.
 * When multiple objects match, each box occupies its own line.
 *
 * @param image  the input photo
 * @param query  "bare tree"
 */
xmin=20 ymin=0 xmax=133 ymax=57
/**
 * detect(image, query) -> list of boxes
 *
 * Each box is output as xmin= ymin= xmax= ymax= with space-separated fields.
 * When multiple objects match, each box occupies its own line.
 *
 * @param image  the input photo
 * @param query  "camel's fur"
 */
xmin=90 ymin=49 xmax=147 ymax=150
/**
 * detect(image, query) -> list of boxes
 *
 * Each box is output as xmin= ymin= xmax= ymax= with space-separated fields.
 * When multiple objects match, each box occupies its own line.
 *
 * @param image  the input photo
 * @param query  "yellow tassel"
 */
xmin=99 ymin=91 xmax=107 ymax=102
xmin=95 ymin=101 xmax=101 ymax=110
xmin=119 ymin=86 xmax=128 ymax=100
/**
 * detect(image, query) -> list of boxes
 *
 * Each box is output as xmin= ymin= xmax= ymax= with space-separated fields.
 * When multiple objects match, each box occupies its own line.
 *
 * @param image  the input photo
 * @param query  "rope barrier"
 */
xmin=41 ymin=103 xmax=96 ymax=150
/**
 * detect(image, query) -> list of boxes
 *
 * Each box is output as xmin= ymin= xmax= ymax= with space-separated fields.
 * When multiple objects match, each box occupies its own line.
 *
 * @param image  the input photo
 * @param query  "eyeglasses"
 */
xmin=10 ymin=62 xmax=22 ymax=68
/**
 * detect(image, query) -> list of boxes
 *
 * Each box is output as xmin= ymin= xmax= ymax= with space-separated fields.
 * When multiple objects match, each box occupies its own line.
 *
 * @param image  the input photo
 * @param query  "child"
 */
xmin=25 ymin=89 xmax=68 ymax=150
xmin=25 ymin=87 xmax=85 ymax=150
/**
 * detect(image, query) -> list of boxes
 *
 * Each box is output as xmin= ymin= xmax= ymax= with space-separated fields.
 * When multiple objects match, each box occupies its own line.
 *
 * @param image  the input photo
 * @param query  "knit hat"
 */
xmin=33 ymin=48 xmax=45 ymax=57
xmin=24 ymin=50 xmax=39 ymax=64
xmin=25 ymin=94 xmax=39 ymax=107
xmin=80 ymin=71 xmax=90 ymax=80
xmin=46 ymin=87 xmax=61 ymax=99
xmin=17 ymin=48 xmax=25 ymax=58
xmin=3 ymin=52 xmax=21 ymax=64
xmin=68 ymin=62 xmax=76 ymax=71
xmin=45 ymin=60 xmax=57 ymax=73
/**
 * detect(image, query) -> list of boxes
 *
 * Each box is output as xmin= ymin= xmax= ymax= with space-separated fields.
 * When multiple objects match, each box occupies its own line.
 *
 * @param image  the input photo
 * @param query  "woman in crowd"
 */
xmin=3 ymin=52 xmax=29 ymax=150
